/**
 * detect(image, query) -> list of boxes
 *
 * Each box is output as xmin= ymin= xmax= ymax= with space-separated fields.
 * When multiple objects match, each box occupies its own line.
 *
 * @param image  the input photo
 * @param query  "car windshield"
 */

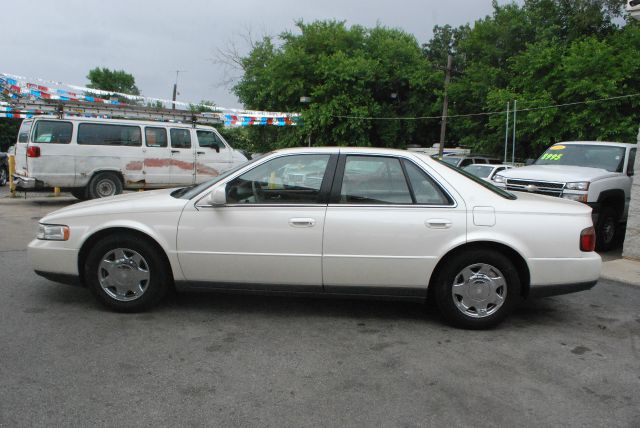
xmin=535 ymin=144 xmax=626 ymax=172
xmin=441 ymin=157 xmax=460 ymax=166
xmin=171 ymin=156 xmax=262 ymax=199
xmin=436 ymin=159 xmax=517 ymax=200
xmin=463 ymin=164 xmax=493 ymax=178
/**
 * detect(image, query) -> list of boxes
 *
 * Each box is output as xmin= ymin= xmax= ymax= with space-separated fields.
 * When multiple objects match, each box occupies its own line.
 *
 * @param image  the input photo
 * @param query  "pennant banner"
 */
xmin=0 ymin=73 xmax=300 ymax=126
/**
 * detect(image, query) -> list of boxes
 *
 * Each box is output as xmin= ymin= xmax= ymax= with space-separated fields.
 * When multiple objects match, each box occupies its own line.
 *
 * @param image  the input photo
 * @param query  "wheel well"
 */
xmin=89 ymin=170 xmax=124 ymax=186
xmin=77 ymin=227 xmax=174 ymax=287
xmin=598 ymin=190 xmax=625 ymax=217
xmin=427 ymin=241 xmax=531 ymax=299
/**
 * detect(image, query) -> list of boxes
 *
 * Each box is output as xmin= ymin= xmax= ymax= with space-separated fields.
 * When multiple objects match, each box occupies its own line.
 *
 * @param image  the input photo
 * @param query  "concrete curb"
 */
xmin=600 ymin=258 xmax=640 ymax=287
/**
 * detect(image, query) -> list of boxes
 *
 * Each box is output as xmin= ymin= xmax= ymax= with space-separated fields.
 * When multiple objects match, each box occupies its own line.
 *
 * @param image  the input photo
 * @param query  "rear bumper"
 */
xmin=12 ymin=175 xmax=41 ymax=190
xmin=528 ymin=253 xmax=601 ymax=297
xmin=528 ymin=280 xmax=597 ymax=298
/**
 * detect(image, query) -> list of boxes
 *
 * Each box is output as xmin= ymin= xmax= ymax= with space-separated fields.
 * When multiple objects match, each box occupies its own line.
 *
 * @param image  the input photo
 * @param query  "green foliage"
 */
xmin=0 ymin=119 xmax=20 ymax=152
xmin=87 ymin=67 xmax=140 ymax=95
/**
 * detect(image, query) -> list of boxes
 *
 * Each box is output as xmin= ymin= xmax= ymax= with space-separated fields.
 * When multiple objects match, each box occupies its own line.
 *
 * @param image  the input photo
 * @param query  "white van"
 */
xmin=13 ymin=116 xmax=248 ymax=199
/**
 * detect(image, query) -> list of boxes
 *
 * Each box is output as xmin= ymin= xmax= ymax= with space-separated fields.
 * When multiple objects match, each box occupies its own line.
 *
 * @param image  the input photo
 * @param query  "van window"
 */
xmin=33 ymin=120 xmax=72 ymax=144
xmin=170 ymin=129 xmax=191 ymax=149
xmin=145 ymin=127 xmax=168 ymax=147
xmin=196 ymin=130 xmax=224 ymax=150
xmin=78 ymin=123 xmax=141 ymax=146
xmin=18 ymin=120 xmax=33 ymax=143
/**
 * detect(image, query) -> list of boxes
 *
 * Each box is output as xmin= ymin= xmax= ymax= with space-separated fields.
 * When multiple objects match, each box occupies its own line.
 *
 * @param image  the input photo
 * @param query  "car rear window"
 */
xmin=33 ymin=120 xmax=73 ymax=144
xmin=436 ymin=159 xmax=517 ymax=200
xmin=18 ymin=120 xmax=32 ymax=143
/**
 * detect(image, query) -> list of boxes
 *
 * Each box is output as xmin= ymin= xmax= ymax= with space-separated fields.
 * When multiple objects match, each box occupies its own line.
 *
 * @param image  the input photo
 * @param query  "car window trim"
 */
xmin=329 ymin=153 xmax=456 ymax=207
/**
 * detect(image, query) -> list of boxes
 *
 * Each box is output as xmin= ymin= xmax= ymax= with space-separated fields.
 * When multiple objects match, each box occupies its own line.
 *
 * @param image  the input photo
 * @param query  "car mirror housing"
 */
xmin=208 ymin=186 xmax=227 ymax=206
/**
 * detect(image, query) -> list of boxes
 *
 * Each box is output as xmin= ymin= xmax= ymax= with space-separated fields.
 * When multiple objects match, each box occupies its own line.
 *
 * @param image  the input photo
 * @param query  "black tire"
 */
xmin=433 ymin=249 xmax=521 ymax=329
xmin=0 ymin=166 xmax=7 ymax=186
xmin=595 ymin=206 xmax=619 ymax=252
xmin=70 ymin=187 xmax=89 ymax=200
xmin=84 ymin=234 xmax=170 ymax=312
xmin=88 ymin=172 xmax=123 ymax=199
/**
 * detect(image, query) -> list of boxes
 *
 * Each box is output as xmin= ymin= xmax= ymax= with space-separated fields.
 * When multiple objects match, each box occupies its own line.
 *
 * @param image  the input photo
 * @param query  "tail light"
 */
xmin=27 ymin=146 xmax=41 ymax=158
xmin=580 ymin=226 xmax=596 ymax=252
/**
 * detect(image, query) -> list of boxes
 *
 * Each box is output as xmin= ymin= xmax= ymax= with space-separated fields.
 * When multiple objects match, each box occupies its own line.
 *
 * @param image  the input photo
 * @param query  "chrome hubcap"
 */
xmin=98 ymin=248 xmax=150 ymax=302
xmin=451 ymin=263 xmax=507 ymax=318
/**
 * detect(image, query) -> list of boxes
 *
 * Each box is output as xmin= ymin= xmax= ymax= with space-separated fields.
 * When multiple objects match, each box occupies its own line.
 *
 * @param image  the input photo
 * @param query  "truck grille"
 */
xmin=506 ymin=179 xmax=565 ymax=197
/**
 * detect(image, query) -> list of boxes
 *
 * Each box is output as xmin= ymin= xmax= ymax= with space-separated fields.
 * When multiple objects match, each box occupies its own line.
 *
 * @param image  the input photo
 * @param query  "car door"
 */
xmin=322 ymin=154 xmax=467 ymax=295
xmin=142 ymin=126 xmax=171 ymax=185
xmin=176 ymin=153 xmax=337 ymax=289
xmin=195 ymin=129 xmax=232 ymax=182
xmin=168 ymin=128 xmax=195 ymax=185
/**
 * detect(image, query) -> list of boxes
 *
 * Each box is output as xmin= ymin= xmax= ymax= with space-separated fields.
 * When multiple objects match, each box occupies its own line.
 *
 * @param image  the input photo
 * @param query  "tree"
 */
xmin=86 ymin=67 xmax=140 ymax=95
xmin=233 ymin=20 xmax=442 ymax=150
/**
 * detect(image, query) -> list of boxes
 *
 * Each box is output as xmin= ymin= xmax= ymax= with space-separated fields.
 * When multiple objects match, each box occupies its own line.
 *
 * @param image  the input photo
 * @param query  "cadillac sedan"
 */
xmin=28 ymin=147 xmax=601 ymax=329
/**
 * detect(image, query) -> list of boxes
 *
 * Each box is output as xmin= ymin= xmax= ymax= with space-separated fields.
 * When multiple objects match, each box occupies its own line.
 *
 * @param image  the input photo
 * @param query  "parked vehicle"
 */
xmin=12 ymin=116 xmax=248 ymax=199
xmin=463 ymin=164 xmax=514 ymax=182
xmin=440 ymin=154 xmax=502 ymax=168
xmin=494 ymin=141 xmax=637 ymax=251
xmin=29 ymin=147 xmax=601 ymax=329
xmin=0 ymin=152 xmax=8 ymax=186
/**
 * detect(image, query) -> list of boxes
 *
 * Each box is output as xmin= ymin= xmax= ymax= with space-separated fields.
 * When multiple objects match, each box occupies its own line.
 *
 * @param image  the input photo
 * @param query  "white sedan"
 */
xmin=29 ymin=147 xmax=601 ymax=329
xmin=463 ymin=164 xmax=513 ymax=182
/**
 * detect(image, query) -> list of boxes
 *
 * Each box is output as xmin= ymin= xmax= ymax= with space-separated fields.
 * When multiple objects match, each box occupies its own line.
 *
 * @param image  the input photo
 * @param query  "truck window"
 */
xmin=18 ymin=120 xmax=33 ymax=143
xmin=78 ymin=123 xmax=141 ymax=146
xmin=145 ymin=127 xmax=168 ymax=147
xmin=170 ymin=129 xmax=191 ymax=149
xmin=33 ymin=120 xmax=72 ymax=144
xmin=536 ymin=144 xmax=626 ymax=172
xmin=196 ymin=130 xmax=224 ymax=150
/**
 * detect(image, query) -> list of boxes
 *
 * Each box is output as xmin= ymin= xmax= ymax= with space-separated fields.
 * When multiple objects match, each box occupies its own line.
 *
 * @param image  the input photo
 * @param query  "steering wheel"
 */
xmin=251 ymin=181 xmax=264 ymax=202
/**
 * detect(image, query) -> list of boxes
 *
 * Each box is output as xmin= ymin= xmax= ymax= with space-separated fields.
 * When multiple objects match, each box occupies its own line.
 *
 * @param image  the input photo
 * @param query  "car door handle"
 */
xmin=426 ymin=219 xmax=452 ymax=229
xmin=289 ymin=218 xmax=316 ymax=228
xmin=171 ymin=150 xmax=180 ymax=154
xmin=197 ymin=151 xmax=206 ymax=155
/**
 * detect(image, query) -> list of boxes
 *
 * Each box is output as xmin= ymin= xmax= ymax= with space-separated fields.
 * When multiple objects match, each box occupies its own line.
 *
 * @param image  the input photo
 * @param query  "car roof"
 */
xmin=29 ymin=115 xmax=215 ymax=130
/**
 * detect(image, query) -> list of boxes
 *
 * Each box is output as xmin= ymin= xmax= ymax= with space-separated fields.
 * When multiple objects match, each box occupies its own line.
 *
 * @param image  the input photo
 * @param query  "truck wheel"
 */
xmin=0 ymin=166 xmax=7 ymax=186
xmin=434 ymin=249 xmax=521 ymax=329
xmin=595 ymin=207 xmax=619 ymax=252
xmin=88 ymin=172 xmax=123 ymax=199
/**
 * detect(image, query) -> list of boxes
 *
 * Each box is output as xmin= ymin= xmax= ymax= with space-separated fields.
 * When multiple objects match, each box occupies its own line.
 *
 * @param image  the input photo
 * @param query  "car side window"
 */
xmin=403 ymin=160 xmax=453 ymax=205
xmin=145 ymin=127 xmax=167 ymax=147
xmin=196 ymin=130 xmax=224 ymax=151
xmin=340 ymin=156 xmax=412 ymax=204
xmin=170 ymin=129 xmax=191 ymax=149
xmin=459 ymin=158 xmax=473 ymax=167
xmin=226 ymin=154 xmax=330 ymax=204
xmin=628 ymin=148 xmax=636 ymax=175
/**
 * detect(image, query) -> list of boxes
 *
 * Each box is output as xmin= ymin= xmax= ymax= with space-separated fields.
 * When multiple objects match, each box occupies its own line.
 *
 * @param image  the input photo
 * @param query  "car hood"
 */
xmin=499 ymin=164 xmax=615 ymax=182
xmin=41 ymin=188 xmax=189 ymax=223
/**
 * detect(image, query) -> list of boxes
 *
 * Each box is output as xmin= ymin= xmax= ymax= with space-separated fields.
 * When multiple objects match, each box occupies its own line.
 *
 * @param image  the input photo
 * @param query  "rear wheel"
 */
xmin=434 ymin=249 xmax=521 ymax=329
xmin=595 ymin=206 xmax=619 ymax=252
xmin=84 ymin=235 xmax=169 ymax=312
xmin=88 ymin=172 xmax=123 ymax=199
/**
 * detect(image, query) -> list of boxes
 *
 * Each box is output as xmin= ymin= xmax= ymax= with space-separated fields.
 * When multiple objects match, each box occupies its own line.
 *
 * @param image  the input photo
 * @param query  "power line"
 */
xmin=331 ymin=92 xmax=640 ymax=121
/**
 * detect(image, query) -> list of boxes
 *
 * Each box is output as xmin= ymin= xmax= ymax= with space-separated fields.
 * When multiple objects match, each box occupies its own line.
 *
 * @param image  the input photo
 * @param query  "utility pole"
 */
xmin=504 ymin=102 xmax=510 ymax=163
xmin=438 ymin=53 xmax=453 ymax=159
xmin=512 ymin=99 xmax=517 ymax=164
xmin=172 ymin=70 xmax=187 ymax=110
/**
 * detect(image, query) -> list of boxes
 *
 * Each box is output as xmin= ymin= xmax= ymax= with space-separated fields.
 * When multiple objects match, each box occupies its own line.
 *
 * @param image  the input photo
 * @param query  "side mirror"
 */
xmin=213 ymin=145 xmax=220 ymax=153
xmin=208 ymin=186 xmax=227 ymax=206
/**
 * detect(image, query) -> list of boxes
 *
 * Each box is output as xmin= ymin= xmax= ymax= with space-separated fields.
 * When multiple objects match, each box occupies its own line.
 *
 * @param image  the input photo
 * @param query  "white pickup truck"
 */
xmin=12 ymin=116 xmax=248 ymax=199
xmin=494 ymin=141 xmax=637 ymax=251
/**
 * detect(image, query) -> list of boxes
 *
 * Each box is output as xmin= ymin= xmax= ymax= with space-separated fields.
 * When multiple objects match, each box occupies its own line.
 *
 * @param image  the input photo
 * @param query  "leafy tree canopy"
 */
xmin=87 ymin=67 xmax=140 ymax=95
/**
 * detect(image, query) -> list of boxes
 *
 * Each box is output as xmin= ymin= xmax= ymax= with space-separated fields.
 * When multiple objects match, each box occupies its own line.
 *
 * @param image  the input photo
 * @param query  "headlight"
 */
xmin=562 ymin=193 xmax=588 ymax=203
xmin=565 ymin=181 xmax=590 ymax=191
xmin=493 ymin=174 xmax=506 ymax=183
xmin=37 ymin=224 xmax=70 ymax=241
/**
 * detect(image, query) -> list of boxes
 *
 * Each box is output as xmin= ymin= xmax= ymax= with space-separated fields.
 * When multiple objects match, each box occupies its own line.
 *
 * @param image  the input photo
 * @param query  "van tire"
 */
xmin=0 ymin=166 xmax=7 ymax=186
xmin=88 ymin=172 xmax=123 ymax=199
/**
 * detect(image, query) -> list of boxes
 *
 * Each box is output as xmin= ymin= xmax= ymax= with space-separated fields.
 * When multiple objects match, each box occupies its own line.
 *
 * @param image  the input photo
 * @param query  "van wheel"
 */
xmin=595 ymin=206 xmax=619 ymax=252
xmin=88 ymin=172 xmax=123 ymax=199
xmin=71 ymin=187 xmax=89 ymax=200
xmin=434 ymin=249 xmax=520 ymax=329
xmin=0 ymin=166 xmax=7 ymax=186
xmin=84 ymin=234 xmax=169 ymax=312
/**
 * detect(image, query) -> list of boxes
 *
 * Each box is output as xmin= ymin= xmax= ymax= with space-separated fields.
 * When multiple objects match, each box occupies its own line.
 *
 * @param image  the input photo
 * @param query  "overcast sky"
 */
xmin=4 ymin=0 xmax=516 ymax=109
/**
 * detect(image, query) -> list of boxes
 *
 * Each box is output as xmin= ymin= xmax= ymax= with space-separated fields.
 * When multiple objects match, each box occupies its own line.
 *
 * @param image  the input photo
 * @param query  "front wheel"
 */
xmin=84 ymin=235 xmax=170 ymax=312
xmin=595 ymin=207 xmax=619 ymax=252
xmin=434 ymin=249 xmax=521 ymax=329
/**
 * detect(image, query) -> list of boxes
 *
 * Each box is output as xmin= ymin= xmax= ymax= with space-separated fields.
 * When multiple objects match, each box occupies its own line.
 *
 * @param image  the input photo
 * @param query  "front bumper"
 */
xmin=28 ymin=239 xmax=79 ymax=277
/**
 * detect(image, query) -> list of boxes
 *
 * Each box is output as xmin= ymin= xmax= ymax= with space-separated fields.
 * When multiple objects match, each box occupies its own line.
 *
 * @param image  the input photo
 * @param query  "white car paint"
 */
xmin=28 ymin=147 xmax=601 ymax=323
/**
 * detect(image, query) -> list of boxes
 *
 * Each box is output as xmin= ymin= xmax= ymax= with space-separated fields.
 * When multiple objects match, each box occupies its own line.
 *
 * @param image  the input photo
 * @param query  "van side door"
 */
xmin=194 ymin=129 xmax=232 ymax=182
xmin=142 ymin=126 xmax=172 ymax=186
xmin=168 ymin=128 xmax=195 ymax=185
